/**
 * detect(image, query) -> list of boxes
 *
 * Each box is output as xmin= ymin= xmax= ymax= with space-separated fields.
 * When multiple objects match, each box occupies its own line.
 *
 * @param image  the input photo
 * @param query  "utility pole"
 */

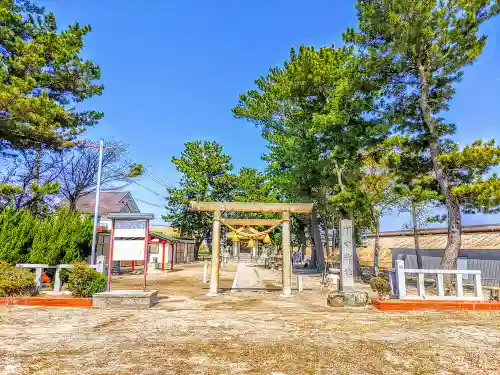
xmin=90 ymin=139 xmax=104 ymax=265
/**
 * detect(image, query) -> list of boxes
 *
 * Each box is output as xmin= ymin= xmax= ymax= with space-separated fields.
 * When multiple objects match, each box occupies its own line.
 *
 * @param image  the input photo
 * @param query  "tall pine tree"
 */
xmin=346 ymin=0 xmax=500 ymax=269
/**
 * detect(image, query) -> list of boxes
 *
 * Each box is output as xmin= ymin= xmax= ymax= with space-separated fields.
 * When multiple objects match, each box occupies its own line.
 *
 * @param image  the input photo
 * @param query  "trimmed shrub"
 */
xmin=67 ymin=261 xmax=107 ymax=297
xmin=369 ymin=276 xmax=392 ymax=300
xmin=0 ymin=261 xmax=37 ymax=297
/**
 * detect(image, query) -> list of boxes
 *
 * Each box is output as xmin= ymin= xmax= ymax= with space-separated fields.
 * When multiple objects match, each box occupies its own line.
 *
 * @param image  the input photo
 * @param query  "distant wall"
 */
xmin=392 ymin=248 xmax=500 ymax=284
xmin=357 ymin=230 xmax=500 ymax=269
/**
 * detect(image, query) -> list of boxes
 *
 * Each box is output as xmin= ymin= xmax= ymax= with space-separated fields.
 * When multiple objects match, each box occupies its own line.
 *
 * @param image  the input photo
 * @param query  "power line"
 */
xmin=142 ymin=170 xmax=174 ymax=189
xmin=124 ymin=178 xmax=163 ymax=196
xmin=134 ymin=197 xmax=163 ymax=208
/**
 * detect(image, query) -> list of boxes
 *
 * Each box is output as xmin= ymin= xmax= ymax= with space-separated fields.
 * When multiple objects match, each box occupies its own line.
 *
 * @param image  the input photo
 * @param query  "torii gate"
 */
xmin=190 ymin=201 xmax=313 ymax=297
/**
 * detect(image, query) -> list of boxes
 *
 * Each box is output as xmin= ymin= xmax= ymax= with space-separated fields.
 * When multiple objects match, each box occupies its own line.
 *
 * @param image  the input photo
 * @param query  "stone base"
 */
xmin=92 ymin=290 xmax=158 ymax=309
xmin=327 ymin=291 xmax=369 ymax=307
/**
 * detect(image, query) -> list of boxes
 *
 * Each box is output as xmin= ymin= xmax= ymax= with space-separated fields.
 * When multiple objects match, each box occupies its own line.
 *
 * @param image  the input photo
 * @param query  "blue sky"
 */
xmin=40 ymin=1 xmax=500 ymax=229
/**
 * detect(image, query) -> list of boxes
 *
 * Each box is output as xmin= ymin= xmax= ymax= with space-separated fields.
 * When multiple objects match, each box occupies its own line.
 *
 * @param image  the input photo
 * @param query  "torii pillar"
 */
xmin=281 ymin=211 xmax=292 ymax=297
xmin=208 ymin=210 xmax=221 ymax=295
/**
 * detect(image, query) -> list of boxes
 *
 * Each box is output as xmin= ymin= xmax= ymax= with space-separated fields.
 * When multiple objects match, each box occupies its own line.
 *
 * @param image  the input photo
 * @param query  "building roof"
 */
xmin=365 ymin=224 xmax=500 ymax=238
xmin=150 ymin=231 xmax=195 ymax=244
xmin=357 ymin=225 xmax=500 ymax=268
xmin=75 ymin=191 xmax=140 ymax=215
xmin=107 ymin=213 xmax=154 ymax=220
xmin=150 ymin=231 xmax=177 ymax=242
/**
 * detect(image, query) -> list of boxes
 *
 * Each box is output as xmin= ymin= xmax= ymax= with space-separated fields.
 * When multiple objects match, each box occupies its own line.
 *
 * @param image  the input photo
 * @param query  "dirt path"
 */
xmin=1 ymin=263 xmax=499 ymax=375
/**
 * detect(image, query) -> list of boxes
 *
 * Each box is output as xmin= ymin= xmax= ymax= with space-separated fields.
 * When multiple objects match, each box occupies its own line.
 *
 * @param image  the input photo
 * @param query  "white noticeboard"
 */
xmin=113 ymin=240 xmax=145 ymax=261
xmin=112 ymin=220 xmax=147 ymax=261
xmin=114 ymin=220 xmax=147 ymax=238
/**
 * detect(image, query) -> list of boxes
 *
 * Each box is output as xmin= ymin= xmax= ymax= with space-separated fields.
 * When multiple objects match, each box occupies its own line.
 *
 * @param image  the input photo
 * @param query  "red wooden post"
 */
xmin=131 ymin=261 xmax=135 ymax=272
xmin=143 ymin=219 xmax=150 ymax=290
xmin=162 ymin=242 xmax=166 ymax=272
xmin=106 ymin=219 xmax=115 ymax=291
xmin=170 ymin=242 xmax=175 ymax=271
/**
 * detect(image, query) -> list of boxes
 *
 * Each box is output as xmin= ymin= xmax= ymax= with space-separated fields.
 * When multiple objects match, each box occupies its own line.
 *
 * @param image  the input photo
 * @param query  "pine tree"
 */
xmin=346 ymin=0 xmax=500 ymax=269
xmin=0 ymin=0 xmax=103 ymax=151
xmin=234 ymin=45 xmax=387 ymax=267
xmin=163 ymin=141 xmax=235 ymax=258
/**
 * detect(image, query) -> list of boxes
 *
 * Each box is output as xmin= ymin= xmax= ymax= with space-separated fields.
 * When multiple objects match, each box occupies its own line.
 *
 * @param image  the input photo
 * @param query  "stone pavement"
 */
xmin=233 ymin=263 xmax=266 ymax=291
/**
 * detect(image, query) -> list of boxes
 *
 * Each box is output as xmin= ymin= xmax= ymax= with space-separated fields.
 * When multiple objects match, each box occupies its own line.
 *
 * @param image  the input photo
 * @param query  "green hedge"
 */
xmin=0 ymin=207 xmax=93 ymax=265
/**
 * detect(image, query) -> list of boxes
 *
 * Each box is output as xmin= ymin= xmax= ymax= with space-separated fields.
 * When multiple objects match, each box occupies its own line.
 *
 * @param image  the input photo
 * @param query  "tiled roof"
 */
xmin=357 ymin=232 xmax=500 ymax=268
xmin=75 ymin=191 xmax=134 ymax=214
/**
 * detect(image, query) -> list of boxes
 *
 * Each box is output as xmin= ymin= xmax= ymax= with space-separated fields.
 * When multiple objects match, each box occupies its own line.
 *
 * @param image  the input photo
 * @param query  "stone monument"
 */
xmin=327 ymin=219 xmax=369 ymax=307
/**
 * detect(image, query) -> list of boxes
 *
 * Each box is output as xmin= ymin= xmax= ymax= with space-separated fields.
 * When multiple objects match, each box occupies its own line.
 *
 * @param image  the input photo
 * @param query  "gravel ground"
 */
xmin=1 ymin=263 xmax=500 ymax=375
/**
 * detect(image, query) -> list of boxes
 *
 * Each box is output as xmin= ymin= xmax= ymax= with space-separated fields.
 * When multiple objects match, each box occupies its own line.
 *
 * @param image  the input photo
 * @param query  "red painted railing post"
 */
xmin=162 ymin=242 xmax=166 ymax=272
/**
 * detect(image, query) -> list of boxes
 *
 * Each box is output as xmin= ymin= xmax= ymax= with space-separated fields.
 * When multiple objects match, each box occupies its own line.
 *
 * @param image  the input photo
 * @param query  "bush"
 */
xmin=0 ymin=207 xmax=39 ymax=264
xmin=369 ymin=276 xmax=392 ymax=300
xmin=0 ymin=261 xmax=37 ymax=297
xmin=29 ymin=208 xmax=93 ymax=265
xmin=67 ymin=261 xmax=107 ymax=297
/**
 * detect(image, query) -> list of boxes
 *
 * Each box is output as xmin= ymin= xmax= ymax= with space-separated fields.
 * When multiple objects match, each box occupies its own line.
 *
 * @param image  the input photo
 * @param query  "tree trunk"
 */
xmin=331 ymin=214 xmax=336 ymax=252
xmin=194 ymin=239 xmax=202 ymax=261
xmin=308 ymin=219 xmax=317 ymax=269
xmin=373 ymin=215 xmax=380 ymax=276
xmin=68 ymin=196 xmax=77 ymax=214
xmin=33 ymin=144 xmax=42 ymax=215
xmin=412 ymin=201 xmax=423 ymax=269
xmin=298 ymin=220 xmax=307 ymax=258
xmin=417 ymin=59 xmax=462 ymax=273
xmin=310 ymin=208 xmax=324 ymax=269
xmin=332 ymin=225 xmax=337 ymax=254
xmin=324 ymin=220 xmax=331 ymax=259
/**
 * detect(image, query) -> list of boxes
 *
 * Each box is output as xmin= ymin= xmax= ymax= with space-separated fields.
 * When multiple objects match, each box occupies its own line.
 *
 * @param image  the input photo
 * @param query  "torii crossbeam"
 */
xmin=190 ymin=201 xmax=313 ymax=297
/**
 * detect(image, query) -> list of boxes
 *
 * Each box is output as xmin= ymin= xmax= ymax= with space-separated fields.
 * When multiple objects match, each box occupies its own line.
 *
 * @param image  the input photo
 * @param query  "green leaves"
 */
xmin=164 ymin=141 xmax=234 ymax=241
xmin=126 ymin=163 xmax=144 ymax=178
xmin=0 ymin=0 xmax=103 ymax=150
xmin=0 ymin=206 xmax=38 ymax=263
xmin=28 ymin=208 xmax=93 ymax=264
xmin=0 ymin=205 xmax=90 ymax=265
xmin=349 ymin=0 xmax=499 ymax=236
xmin=67 ymin=261 xmax=106 ymax=297
xmin=164 ymin=141 xmax=281 ymax=244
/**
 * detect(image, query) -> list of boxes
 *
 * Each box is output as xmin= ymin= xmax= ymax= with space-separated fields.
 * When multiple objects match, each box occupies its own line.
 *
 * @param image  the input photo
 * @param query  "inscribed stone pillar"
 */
xmin=183 ymin=243 xmax=188 ymax=263
xmin=233 ymin=240 xmax=239 ymax=257
xmin=209 ymin=211 xmax=221 ymax=295
xmin=340 ymin=219 xmax=354 ymax=293
xmin=281 ymin=211 xmax=292 ymax=296
xmin=252 ymin=240 xmax=258 ymax=258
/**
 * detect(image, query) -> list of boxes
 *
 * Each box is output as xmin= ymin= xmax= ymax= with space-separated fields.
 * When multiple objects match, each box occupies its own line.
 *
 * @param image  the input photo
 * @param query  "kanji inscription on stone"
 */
xmin=340 ymin=219 xmax=354 ymax=292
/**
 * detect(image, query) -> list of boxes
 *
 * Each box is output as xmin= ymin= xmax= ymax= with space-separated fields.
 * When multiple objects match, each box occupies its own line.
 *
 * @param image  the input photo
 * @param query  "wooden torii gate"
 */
xmin=190 ymin=201 xmax=314 ymax=297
